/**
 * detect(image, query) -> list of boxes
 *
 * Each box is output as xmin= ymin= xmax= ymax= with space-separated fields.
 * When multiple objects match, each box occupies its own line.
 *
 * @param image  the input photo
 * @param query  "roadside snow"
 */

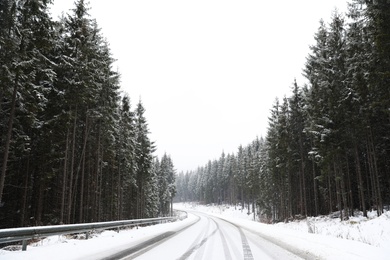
xmin=175 ymin=202 xmax=389 ymax=259
xmin=280 ymin=210 xmax=390 ymax=248
xmin=0 ymin=214 xmax=197 ymax=260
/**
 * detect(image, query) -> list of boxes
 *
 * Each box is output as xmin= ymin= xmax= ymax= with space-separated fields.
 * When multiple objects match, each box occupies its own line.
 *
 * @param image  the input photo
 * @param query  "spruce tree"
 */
xmin=117 ymin=95 xmax=137 ymax=219
xmin=134 ymin=100 xmax=155 ymax=218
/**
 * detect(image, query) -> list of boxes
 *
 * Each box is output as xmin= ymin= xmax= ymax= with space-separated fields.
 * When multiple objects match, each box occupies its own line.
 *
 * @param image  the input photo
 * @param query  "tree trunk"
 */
xmin=327 ymin=166 xmax=333 ymax=214
xmin=241 ymin=187 xmax=244 ymax=211
xmin=354 ymin=143 xmax=367 ymax=217
xmin=20 ymin=153 xmax=30 ymax=227
xmin=299 ymin=169 xmax=303 ymax=216
xmin=301 ymin=163 xmax=307 ymax=217
xmin=60 ymin=127 xmax=70 ymax=224
xmin=67 ymin=107 xmax=78 ymax=223
xmin=117 ymin=166 xmax=121 ymax=220
xmin=36 ymin=174 xmax=45 ymax=226
xmin=79 ymin=115 xmax=89 ymax=223
xmin=345 ymin=155 xmax=353 ymax=218
xmin=86 ymin=156 xmax=92 ymax=222
xmin=340 ymin=166 xmax=349 ymax=220
xmin=288 ymin=169 xmax=292 ymax=218
xmin=171 ymin=197 xmax=173 ymax=217
xmin=299 ymin=134 xmax=307 ymax=216
xmin=252 ymin=199 xmax=256 ymax=221
xmin=312 ymin=160 xmax=319 ymax=216
xmin=97 ymin=148 xmax=104 ymax=221
xmin=335 ymin=176 xmax=342 ymax=220
xmin=332 ymin=160 xmax=341 ymax=219
xmin=0 ymin=77 xmax=18 ymax=204
xmin=111 ymin=164 xmax=115 ymax=220
xmin=93 ymin=124 xmax=101 ymax=222
xmin=366 ymin=130 xmax=383 ymax=215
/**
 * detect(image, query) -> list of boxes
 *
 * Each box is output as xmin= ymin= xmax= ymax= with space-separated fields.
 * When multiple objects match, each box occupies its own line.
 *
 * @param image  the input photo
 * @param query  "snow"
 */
xmin=175 ymin=203 xmax=390 ymax=259
xmin=0 ymin=203 xmax=388 ymax=259
xmin=180 ymin=203 xmax=390 ymax=248
xmin=0 ymin=215 xmax=198 ymax=260
xmin=277 ymin=210 xmax=390 ymax=248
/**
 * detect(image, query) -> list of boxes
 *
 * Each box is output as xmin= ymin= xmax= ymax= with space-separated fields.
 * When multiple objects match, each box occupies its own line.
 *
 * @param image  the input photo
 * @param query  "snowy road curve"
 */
xmin=2 ymin=207 xmax=387 ymax=259
xmin=112 ymin=212 xmax=304 ymax=260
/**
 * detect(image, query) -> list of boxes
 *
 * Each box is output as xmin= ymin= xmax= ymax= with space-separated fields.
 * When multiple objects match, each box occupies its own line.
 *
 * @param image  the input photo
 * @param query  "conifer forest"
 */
xmin=1 ymin=0 xmax=389 ymax=229
xmin=175 ymin=1 xmax=390 ymax=222
xmin=0 ymin=0 xmax=176 ymax=228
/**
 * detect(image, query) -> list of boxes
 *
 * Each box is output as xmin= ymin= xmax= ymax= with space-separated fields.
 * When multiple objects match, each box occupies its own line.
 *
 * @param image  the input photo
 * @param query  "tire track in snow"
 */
xmin=107 ymin=214 xmax=201 ymax=260
xmin=194 ymin=219 xmax=215 ymax=259
xmin=238 ymin=227 xmax=254 ymax=260
xmin=210 ymin=218 xmax=233 ymax=260
xmin=217 ymin=216 xmax=314 ymax=259
xmin=177 ymin=217 xmax=218 ymax=260
xmin=215 ymin=216 xmax=255 ymax=260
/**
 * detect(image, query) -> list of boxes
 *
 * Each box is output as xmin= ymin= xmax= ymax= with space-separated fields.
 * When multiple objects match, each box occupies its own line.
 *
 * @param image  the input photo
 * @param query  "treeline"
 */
xmin=0 ymin=0 xmax=175 ymax=228
xmin=176 ymin=1 xmax=390 ymax=222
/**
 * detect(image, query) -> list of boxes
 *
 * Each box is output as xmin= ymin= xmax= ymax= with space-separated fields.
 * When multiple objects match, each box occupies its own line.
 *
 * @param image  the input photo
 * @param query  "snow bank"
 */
xmin=281 ymin=210 xmax=390 ymax=248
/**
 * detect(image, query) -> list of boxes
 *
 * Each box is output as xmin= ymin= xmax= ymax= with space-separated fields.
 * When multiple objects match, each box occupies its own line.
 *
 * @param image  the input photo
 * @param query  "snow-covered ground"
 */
xmin=178 ymin=203 xmax=390 ymax=248
xmin=0 ymin=203 xmax=389 ymax=259
xmin=176 ymin=203 xmax=390 ymax=259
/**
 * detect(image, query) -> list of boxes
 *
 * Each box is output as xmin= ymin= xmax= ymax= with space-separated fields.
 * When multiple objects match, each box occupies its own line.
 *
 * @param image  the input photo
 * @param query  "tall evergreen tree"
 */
xmin=117 ymin=95 xmax=137 ymax=219
xmin=288 ymin=81 xmax=310 ymax=216
xmin=134 ymin=100 xmax=156 ymax=218
xmin=158 ymin=154 xmax=176 ymax=216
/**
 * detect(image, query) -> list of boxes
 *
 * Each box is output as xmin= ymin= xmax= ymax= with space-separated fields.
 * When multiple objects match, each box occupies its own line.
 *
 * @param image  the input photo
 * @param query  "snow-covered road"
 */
xmin=127 ymin=211 xmax=303 ymax=260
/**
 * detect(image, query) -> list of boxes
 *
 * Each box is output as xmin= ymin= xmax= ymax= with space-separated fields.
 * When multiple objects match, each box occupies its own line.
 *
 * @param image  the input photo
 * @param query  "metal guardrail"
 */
xmin=0 ymin=217 xmax=174 ymax=251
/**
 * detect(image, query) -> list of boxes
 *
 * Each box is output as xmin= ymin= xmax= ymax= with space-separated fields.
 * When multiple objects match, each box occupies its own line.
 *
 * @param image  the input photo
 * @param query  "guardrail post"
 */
xmin=22 ymin=240 xmax=28 ymax=251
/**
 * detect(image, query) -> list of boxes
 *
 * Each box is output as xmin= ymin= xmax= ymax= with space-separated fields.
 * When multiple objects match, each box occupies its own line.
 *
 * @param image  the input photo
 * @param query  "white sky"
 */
xmin=50 ymin=0 xmax=349 ymax=173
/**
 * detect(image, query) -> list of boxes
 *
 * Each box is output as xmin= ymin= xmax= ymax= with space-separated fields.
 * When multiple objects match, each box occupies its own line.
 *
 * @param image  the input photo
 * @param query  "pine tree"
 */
xmin=166 ymin=156 xmax=176 ymax=216
xmin=157 ymin=155 xmax=169 ymax=215
xmin=236 ymin=145 xmax=246 ymax=210
xmin=288 ymin=81 xmax=310 ymax=216
xmin=134 ymin=100 xmax=155 ymax=218
xmin=117 ymin=95 xmax=137 ymax=219
xmin=345 ymin=1 xmax=373 ymax=217
xmin=304 ymin=17 xmax=340 ymax=216
xmin=217 ymin=151 xmax=228 ymax=203
xmin=265 ymin=99 xmax=281 ymax=221
xmin=145 ymin=161 xmax=159 ymax=218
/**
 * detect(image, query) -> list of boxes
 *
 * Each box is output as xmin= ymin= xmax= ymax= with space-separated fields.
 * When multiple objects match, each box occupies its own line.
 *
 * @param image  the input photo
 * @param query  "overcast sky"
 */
xmin=50 ymin=0 xmax=349 ymax=173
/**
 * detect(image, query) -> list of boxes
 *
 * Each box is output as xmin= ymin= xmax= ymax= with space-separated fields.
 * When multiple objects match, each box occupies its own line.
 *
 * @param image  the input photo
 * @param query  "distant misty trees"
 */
xmin=0 ymin=0 xmax=175 ymax=228
xmin=175 ymin=1 xmax=390 ymax=222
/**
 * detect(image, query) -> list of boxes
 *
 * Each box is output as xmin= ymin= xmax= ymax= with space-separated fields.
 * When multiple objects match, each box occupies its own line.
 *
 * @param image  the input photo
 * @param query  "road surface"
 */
xmin=105 ymin=211 xmax=307 ymax=260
